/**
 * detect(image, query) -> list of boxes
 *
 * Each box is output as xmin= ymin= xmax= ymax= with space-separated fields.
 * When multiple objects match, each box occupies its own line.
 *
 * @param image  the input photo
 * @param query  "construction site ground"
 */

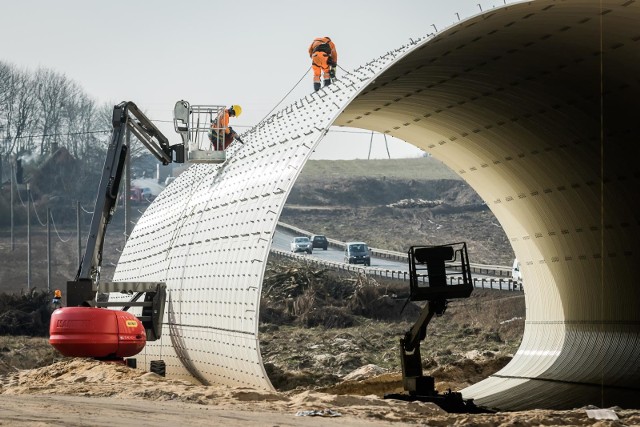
xmin=0 ymin=158 xmax=636 ymax=424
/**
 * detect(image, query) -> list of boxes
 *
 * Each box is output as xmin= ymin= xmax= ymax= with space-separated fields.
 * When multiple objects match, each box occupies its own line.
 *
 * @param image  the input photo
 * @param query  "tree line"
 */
xmin=0 ymin=60 xmax=112 ymax=161
xmin=0 ymin=60 xmax=160 ymax=225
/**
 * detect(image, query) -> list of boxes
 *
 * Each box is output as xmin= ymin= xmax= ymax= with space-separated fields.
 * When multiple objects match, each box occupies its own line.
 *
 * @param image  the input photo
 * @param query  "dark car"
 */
xmin=310 ymin=235 xmax=328 ymax=250
xmin=344 ymin=241 xmax=370 ymax=266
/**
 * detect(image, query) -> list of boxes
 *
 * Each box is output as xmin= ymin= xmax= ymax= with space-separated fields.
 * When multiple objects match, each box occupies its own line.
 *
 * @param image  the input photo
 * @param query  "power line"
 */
xmin=11 ymin=129 xmax=110 ymax=140
xmin=14 ymin=180 xmax=27 ymax=208
xmin=80 ymin=204 xmax=94 ymax=215
xmin=149 ymin=118 xmax=252 ymax=129
xmin=29 ymin=190 xmax=47 ymax=227
xmin=4 ymin=110 xmax=375 ymax=141
xmin=49 ymin=210 xmax=71 ymax=243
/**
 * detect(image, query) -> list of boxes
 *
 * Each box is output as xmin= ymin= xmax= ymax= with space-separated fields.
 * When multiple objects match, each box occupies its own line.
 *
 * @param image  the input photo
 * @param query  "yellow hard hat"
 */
xmin=230 ymin=105 xmax=242 ymax=117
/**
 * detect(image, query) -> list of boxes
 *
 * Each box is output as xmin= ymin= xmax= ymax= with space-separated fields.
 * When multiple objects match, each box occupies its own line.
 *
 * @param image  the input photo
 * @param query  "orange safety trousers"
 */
xmin=311 ymin=52 xmax=331 ymax=83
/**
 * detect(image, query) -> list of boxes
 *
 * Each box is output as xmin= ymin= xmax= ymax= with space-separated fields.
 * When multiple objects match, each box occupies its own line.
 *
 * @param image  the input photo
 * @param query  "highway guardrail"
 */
xmin=271 ymin=236 xmax=522 ymax=293
xmin=276 ymin=221 xmax=514 ymax=280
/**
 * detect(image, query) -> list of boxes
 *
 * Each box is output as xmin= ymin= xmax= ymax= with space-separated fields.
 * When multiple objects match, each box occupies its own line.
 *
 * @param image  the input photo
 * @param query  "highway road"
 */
xmin=273 ymin=228 xmax=403 ymax=270
xmin=273 ymin=228 xmax=520 ymax=292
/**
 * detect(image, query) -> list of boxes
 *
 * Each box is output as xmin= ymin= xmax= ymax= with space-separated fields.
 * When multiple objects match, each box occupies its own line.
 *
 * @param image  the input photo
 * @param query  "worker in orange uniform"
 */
xmin=208 ymin=104 xmax=243 ymax=150
xmin=52 ymin=289 xmax=63 ymax=309
xmin=308 ymin=36 xmax=338 ymax=91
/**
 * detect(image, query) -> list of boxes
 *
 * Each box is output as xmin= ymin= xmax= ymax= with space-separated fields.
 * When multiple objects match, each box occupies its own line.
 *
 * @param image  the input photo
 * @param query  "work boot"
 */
xmin=314 ymin=82 xmax=321 ymax=91
xmin=324 ymin=79 xmax=332 ymax=87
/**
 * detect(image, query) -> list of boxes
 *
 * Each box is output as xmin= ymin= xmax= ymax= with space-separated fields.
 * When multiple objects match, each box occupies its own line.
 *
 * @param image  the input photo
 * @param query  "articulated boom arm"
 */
xmin=384 ymin=243 xmax=488 ymax=413
xmin=125 ymin=101 xmax=179 ymax=166
xmin=67 ymin=101 xmax=183 ymax=308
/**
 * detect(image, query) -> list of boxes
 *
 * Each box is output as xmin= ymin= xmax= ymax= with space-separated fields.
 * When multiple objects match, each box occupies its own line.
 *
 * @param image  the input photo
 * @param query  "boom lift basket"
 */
xmin=174 ymin=100 xmax=228 ymax=164
xmin=408 ymin=242 xmax=473 ymax=301
xmin=383 ymin=242 xmax=491 ymax=413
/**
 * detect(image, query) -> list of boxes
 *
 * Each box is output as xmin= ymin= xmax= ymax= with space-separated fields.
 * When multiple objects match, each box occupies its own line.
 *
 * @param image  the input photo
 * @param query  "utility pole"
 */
xmin=76 ymin=200 xmax=81 ymax=265
xmin=10 ymin=158 xmax=14 ymax=251
xmin=47 ymin=207 xmax=51 ymax=292
xmin=27 ymin=183 xmax=31 ymax=290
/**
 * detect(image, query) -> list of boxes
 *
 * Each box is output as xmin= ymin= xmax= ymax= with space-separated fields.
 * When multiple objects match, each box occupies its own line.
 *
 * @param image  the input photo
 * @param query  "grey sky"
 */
xmin=0 ymin=0 xmax=516 ymax=159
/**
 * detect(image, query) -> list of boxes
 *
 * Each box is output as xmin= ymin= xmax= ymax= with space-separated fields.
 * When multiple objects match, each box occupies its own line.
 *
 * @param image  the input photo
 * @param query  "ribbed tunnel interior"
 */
xmin=335 ymin=0 xmax=640 ymax=410
xmin=113 ymin=0 xmax=639 ymax=412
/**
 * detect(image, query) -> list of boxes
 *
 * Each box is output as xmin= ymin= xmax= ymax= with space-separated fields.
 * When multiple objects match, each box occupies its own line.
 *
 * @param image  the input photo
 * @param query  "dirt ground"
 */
xmin=0 ymin=358 xmax=637 ymax=426
xmin=0 ymin=284 xmax=634 ymax=425
xmin=1 ymin=164 xmax=633 ymax=425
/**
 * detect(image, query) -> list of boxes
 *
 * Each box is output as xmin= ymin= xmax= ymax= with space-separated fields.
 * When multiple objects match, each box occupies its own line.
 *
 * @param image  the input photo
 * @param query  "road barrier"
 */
xmin=276 ymin=222 xmax=515 ymax=280
xmin=270 ymin=248 xmax=523 ymax=293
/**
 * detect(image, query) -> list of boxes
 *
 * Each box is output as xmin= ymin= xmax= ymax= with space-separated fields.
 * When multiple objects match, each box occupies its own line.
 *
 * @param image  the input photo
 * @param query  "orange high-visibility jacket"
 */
xmin=212 ymin=108 xmax=231 ymax=134
xmin=308 ymin=37 xmax=338 ymax=65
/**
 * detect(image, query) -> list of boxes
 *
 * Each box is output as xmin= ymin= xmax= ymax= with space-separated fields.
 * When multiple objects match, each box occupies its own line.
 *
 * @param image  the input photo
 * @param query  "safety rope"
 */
xmin=255 ymin=62 xmax=356 ymax=128
xmin=336 ymin=64 xmax=355 ymax=77
xmin=258 ymin=66 xmax=311 ymax=124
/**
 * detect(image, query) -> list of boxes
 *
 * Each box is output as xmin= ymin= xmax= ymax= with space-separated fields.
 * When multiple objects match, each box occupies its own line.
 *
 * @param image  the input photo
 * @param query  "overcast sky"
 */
xmin=0 ymin=0 xmax=517 ymax=159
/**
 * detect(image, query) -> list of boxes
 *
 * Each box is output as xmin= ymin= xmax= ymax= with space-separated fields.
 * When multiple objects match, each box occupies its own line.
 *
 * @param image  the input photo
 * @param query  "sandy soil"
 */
xmin=1 ymin=166 xmax=635 ymax=425
xmin=0 ymin=359 xmax=638 ymax=426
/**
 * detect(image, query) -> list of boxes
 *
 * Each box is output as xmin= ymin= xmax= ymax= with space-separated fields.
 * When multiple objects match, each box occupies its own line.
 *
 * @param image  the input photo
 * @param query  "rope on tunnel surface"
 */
xmin=336 ymin=63 xmax=355 ymax=77
xmin=255 ymin=63 xmax=359 ymax=133
xmin=258 ymin=66 xmax=311 ymax=124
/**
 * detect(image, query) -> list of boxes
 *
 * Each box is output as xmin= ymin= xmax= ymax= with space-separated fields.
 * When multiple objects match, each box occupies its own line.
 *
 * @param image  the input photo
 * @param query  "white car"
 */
xmin=290 ymin=237 xmax=313 ymax=254
xmin=512 ymin=259 xmax=522 ymax=282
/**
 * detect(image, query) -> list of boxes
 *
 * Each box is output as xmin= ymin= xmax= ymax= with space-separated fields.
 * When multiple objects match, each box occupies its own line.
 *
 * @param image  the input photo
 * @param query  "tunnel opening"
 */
xmin=258 ymin=156 xmax=524 ymax=397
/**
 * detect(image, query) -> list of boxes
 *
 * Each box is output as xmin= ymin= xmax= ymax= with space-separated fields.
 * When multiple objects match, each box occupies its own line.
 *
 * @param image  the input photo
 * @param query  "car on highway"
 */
xmin=310 ymin=234 xmax=328 ymax=250
xmin=512 ymin=259 xmax=522 ymax=282
xmin=290 ymin=236 xmax=313 ymax=254
xmin=141 ymin=187 xmax=154 ymax=201
xmin=344 ymin=241 xmax=370 ymax=266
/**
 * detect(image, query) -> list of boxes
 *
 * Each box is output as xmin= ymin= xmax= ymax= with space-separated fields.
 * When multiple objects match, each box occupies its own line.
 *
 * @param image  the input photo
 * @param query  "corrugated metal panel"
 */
xmin=113 ymin=0 xmax=640 ymax=410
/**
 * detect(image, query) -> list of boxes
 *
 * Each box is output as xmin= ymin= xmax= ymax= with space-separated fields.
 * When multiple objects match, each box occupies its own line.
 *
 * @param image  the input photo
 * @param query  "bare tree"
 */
xmin=0 ymin=61 xmax=11 ymax=112
xmin=0 ymin=63 xmax=38 ymax=156
xmin=63 ymin=88 xmax=97 ymax=157
xmin=33 ymin=68 xmax=72 ymax=155
xmin=78 ymin=101 xmax=113 ymax=171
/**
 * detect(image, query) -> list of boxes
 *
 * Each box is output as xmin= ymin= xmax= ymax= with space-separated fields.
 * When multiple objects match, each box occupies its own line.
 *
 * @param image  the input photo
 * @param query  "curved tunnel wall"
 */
xmin=113 ymin=44 xmax=413 ymax=388
xmin=114 ymin=0 xmax=639 ymax=410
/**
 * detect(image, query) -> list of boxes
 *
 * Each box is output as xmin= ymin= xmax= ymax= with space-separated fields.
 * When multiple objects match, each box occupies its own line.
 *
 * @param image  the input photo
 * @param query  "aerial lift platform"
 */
xmin=174 ymin=100 xmax=243 ymax=164
xmin=384 ymin=242 xmax=493 ymax=413
xmin=49 ymin=99 xmax=244 ymax=369
xmin=50 ymin=102 xmax=184 ymax=364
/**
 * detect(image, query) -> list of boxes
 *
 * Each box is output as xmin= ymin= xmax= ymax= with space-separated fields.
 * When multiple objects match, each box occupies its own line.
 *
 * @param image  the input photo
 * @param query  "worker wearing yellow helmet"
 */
xmin=209 ymin=104 xmax=243 ymax=150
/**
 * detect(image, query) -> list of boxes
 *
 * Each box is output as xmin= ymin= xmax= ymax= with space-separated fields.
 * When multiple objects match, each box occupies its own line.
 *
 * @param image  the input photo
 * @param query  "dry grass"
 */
xmin=259 ymin=258 xmax=524 ymax=392
xmin=298 ymin=157 xmax=461 ymax=181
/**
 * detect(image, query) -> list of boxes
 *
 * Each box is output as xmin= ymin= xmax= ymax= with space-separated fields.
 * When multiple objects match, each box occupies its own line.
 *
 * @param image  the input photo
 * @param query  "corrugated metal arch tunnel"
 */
xmin=114 ymin=0 xmax=640 ymax=411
